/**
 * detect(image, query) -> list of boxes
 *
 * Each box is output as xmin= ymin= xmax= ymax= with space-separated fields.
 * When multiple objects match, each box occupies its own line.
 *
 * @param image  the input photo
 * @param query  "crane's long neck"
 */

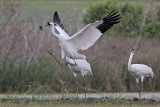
xmin=128 ymin=52 xmax=134 ymax=71
xmin=51 ymin=25 xmax=60 ymax=39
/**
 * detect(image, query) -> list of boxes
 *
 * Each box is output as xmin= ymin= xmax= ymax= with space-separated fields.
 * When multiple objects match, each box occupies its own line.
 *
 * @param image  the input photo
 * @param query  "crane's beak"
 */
xmin=39 ymin=26 xmax=43 ymax=30
xmin=45 ymin=22 xmax=50 ymax=27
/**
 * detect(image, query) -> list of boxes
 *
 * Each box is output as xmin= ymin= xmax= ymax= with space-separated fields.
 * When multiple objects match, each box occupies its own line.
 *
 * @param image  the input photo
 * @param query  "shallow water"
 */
xmin=0 ymin=93 xmax=160 ymax=100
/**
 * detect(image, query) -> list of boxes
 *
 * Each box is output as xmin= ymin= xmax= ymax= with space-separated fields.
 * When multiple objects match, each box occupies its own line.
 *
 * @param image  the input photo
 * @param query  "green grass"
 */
xmin=19 ymin=0 xmax=160 ymax=10
xmin=20 ymin=0 xmax=94 ymax=9
xmin=0 ymin=94 xmax=160 ymax=106
xmin=0 ymin=103 xmax=160 ymax=107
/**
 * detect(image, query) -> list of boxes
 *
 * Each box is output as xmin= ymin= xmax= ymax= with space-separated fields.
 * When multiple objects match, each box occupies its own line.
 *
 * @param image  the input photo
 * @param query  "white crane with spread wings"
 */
xmin=46 ymin=10 xmax=121 ymax=64
xmin=45 ymin=10 xmax=120 ymax=98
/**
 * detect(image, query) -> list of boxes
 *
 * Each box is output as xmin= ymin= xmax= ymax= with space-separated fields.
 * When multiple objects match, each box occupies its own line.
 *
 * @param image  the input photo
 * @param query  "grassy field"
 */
xmin=1 ymin=103 xmax=160 ymax=107
xmin=19 ymin=0 xmax=160 ymax=9
xmin=0 ymin=97 xmax=160 ymax=107
xmin=21 ymin=0 xmax=92 ymax=9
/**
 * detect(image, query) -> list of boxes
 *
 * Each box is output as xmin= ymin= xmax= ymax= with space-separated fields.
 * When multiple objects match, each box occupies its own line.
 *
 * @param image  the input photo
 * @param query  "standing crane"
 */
xmin=46 ymin=49 xmax=92 ymax=99
xmin=45 ymin=10 xmax=121 ymax=64
xmin=128 ymin=48 xmax=155 ymax=99
xmin=66 ymin=57 xmax=92 ymax=98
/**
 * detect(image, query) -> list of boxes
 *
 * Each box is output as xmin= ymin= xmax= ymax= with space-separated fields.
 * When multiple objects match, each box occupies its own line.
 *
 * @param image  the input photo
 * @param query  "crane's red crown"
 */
xmin=130 ymin=48 xmax=135 ymax=52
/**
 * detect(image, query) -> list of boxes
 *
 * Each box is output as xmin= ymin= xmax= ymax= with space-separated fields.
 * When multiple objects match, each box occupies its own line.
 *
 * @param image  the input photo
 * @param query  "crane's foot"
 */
xmin=139 ymin=92 xmax=141 ymax=99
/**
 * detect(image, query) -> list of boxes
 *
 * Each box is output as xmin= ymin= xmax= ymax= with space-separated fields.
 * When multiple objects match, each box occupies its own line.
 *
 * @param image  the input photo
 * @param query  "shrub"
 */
xmin=144 ymin=21 xmax=160 ymax=37
xmin=82 ymin=0 xmax=160 ymax=37
xmin=83 ymin=0 xmax=118 ymax=24
xmin=118 ymin=3 xmax=143 ymax=36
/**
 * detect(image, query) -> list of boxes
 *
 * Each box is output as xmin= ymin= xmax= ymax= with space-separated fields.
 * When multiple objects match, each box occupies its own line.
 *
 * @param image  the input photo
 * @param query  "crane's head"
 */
xmin=45 ymin=22 xmax=55 ymax=27
xmin=130 ymin=48 xmax=135 ymax=53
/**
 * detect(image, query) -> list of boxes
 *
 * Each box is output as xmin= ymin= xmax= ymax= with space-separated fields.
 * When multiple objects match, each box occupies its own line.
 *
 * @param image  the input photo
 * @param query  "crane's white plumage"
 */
xmin=52 ymin=14 xmax=93 ymax=78
xmin=66 ymin=57 xmax=92 ymax=78
xmin=49 ymin=21 xmax=86 ymax=60
xmin=128 ymin=49 xmax=155 ymax=79
xmin=53 ymin=18 xmax=93 ymax=78
xmin=129 ymin=64 xmax=155 ymax=79
xmin=67 ymin=21 xmax=102 ymax=50
xmin=50 ymin=18 xmax=93 ymax=98
xmin=47 ymin=10 xmax=121 ymax=60
xmin=128 ymin=48 xmax=155 ymax=99
xmin=66 ymin=57 xmax=92 ymax=98
xmin=66 ymin=56 xmax=92 ymax=98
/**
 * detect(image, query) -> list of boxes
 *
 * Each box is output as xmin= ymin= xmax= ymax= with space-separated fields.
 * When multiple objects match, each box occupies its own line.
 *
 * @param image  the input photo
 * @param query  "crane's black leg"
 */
xmin=83 ymin=76 xmax=86 ymax=99
xmin=73 ymin=59 xmax=77 ymax=66
xmin=140 ymin=81 xmax=143 ymax=99
xmin=141 ymin=81 xmax=144 ymax=92
xmin=138 ymin=82 xmax=141 ymax=99
xmin=75 ymin=77 xmax=78 ymax=98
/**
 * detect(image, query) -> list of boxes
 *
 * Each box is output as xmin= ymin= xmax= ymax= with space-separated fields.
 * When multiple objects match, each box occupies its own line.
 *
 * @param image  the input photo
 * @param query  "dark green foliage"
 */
xmin=90 ymin=61 xmax=111 ymax=91
xmin=83 ymin=0 xmax=118 ymax=24
xmin=118 ymin=3 xmax=143 ymax=36
xmin=82 ymin=0 xmax=160 ymax=37
xmin=144 ymin=21 xmax=160 ymax=37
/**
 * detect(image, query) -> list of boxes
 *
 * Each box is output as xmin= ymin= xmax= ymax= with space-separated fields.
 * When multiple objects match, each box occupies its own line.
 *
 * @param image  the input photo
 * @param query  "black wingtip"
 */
xmin=54 ymin=11 xmax=58 ymax=17
xmin=96 ymin=10 xmax=121 ymax=33
xmin=52 ymin=11 xmax=68 ymax=33
xmin=53 ymin=11 xmax=60 ymax=24
xmin=107 ymin=9 xmax=116 ymax=17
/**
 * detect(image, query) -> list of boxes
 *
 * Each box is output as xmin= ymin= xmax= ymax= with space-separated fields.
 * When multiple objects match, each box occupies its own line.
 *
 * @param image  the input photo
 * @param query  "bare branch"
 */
xmin=46 ymin=49 xmax=68 ymax=66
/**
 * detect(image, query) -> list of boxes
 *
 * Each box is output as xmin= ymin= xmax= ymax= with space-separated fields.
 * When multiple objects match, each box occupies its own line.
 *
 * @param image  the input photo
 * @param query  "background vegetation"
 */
xmin=0 ymin=0 xmax=160 ymax=94
xmin=83 ymin=0 xmax=160 ymax=37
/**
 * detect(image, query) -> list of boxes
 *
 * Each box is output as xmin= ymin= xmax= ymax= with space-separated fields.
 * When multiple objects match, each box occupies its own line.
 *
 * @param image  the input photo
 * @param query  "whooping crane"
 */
xmin=46 ymin=10 xmax=121 ymax=64
xmin=66 ymin=57 xmax=92 ymax=98
xmin=46 ymin=49 xmax=92 ymax=99
xmin=128 ymin=48 xmax=155 ymax=99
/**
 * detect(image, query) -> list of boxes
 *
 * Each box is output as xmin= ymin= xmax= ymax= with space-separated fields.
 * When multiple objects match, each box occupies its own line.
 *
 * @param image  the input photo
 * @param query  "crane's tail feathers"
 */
xmin=90 ymin=71 xmax=93 ymax=75
xmin=87 ymin=72 xmax=93 ymax=76
xmin=153 ymin=73 xmax=156 ymax=79
xmin=151 ymin=71 xmax=156 ymax=79
xmin=88 ymin=72 xmax=93 ymax=76
xmin=150 ymin=68 xmax=155 ymax=79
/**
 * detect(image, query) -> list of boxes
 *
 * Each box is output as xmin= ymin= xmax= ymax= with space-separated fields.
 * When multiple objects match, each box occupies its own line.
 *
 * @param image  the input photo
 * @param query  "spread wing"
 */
xmin=67 ymin=10 xmax=121 ymax=50
xmin=53 ymin=11 xmax=69 ymax=37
